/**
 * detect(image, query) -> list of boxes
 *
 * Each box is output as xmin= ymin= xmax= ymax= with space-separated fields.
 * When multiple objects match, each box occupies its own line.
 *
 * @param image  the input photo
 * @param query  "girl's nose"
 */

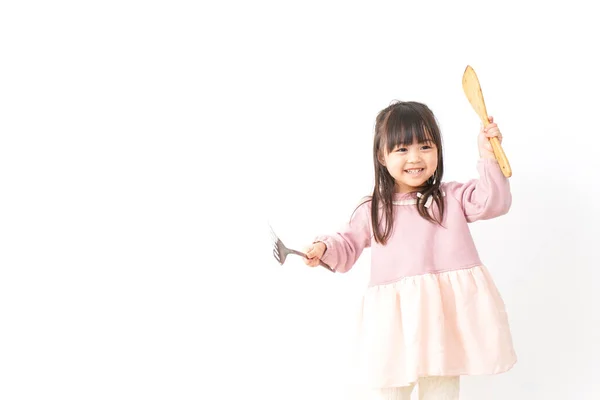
xmin=407 ymin=148 xmax=421 ymax=162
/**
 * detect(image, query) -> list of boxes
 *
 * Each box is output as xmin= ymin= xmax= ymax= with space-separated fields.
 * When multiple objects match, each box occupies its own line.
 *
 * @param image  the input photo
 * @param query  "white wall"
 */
xmin=1 ymin=1 xmax=598 ymax=399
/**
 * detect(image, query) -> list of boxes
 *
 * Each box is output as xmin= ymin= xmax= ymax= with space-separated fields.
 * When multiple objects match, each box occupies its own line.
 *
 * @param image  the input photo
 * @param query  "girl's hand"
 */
xmin=303 ymin=242 xmax=326 ymax=267
xmin=478 ymin=116 xmax=503 ymax=159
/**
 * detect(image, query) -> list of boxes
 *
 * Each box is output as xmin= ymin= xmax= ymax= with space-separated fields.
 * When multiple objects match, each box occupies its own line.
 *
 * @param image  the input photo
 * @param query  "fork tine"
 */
xmin=268 ymin=224 xmax=278 ymax=242
xmin=273 ymin=249 xmax=281 ymax=263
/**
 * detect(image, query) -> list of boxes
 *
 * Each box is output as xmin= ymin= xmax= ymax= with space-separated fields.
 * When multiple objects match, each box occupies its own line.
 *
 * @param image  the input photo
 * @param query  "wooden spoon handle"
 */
xmin=479 ymin=112 xmax=512 ymax=178
xmin=489 ymin=136 xmax=512 ymax=177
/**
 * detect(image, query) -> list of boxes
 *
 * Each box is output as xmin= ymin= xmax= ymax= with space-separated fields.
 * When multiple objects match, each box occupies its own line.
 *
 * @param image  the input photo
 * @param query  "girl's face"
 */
xmin=379 ymin=138 xmax=438 ymax=193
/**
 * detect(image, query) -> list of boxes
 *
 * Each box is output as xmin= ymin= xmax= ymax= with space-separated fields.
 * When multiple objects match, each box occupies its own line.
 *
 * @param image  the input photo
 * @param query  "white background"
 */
xmin=1 ymin=1 xmax=599 ymax=399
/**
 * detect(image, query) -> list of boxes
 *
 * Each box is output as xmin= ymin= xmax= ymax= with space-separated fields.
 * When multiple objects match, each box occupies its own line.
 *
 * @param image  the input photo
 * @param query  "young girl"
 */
xmin=303 ymin=101 xmax=516 ymax=399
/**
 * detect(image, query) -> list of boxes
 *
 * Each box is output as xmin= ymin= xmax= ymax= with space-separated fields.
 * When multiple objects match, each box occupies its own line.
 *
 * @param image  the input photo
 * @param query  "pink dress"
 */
xmin=314 ymin=158 xmax=517 ymax=388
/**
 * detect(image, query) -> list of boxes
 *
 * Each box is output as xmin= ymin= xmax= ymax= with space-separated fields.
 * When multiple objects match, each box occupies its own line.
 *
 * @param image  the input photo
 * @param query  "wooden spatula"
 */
xmin=462 ymin=65 xmax=512 ymax=178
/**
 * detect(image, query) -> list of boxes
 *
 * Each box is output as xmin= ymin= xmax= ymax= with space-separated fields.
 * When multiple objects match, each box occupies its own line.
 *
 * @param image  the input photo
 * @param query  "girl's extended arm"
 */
xmin=311 ymin=201 xmax=372 ymax=273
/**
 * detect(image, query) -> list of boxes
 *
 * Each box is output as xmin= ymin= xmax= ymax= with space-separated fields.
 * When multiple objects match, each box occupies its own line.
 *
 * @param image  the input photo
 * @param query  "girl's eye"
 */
xmin=396 ymin=147 xmax=408 ymax=153
xmin=421 ymin=145 xmax=432 ymax=150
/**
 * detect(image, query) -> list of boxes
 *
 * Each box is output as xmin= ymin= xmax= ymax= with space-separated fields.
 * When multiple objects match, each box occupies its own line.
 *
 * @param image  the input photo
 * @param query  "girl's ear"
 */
xmin=377 ymin=151 xmax=386 ymax=167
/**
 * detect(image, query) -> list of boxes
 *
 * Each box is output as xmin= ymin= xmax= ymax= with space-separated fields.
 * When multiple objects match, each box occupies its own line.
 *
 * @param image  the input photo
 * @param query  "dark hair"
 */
xmin=366 ymin=101 xmax=445 ymax=244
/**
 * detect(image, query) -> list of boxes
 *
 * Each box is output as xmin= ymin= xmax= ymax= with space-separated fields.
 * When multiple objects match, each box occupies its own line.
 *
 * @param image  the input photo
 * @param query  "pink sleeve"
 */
xmin=313 ymin=200 xmax=372 ymax=273
xmin=446 ymin=158 xmax=512 ymax=222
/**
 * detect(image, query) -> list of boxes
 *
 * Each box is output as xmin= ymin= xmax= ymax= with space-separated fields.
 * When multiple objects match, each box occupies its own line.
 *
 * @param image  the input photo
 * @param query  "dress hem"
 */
xmin=367 ymin=360 xmax=517 ymax=389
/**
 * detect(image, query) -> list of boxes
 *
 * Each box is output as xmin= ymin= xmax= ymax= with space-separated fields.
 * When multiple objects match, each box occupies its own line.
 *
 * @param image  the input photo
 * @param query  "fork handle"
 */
xmin=289 ymin=249 xmax=335 ymax=273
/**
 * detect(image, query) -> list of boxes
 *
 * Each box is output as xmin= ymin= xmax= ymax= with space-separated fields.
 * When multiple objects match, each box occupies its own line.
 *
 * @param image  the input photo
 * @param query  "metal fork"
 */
xmin=269 ymin=225 xmax=335 ymax=272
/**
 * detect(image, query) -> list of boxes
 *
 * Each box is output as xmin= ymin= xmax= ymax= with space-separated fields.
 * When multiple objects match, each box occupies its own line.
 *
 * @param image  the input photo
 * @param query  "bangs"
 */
xmin=383 ymin=106 xmax=435 ymax=152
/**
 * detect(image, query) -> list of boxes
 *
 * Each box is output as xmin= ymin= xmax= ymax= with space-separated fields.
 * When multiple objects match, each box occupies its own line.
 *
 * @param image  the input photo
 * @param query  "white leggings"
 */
xmin=372 ymin=376 xmax=459 ymax=400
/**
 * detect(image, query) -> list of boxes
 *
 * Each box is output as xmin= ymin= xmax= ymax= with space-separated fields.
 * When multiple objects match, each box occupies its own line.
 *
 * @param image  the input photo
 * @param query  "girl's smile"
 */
xmin=404 ymin=167 xmax=425 ymax=175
